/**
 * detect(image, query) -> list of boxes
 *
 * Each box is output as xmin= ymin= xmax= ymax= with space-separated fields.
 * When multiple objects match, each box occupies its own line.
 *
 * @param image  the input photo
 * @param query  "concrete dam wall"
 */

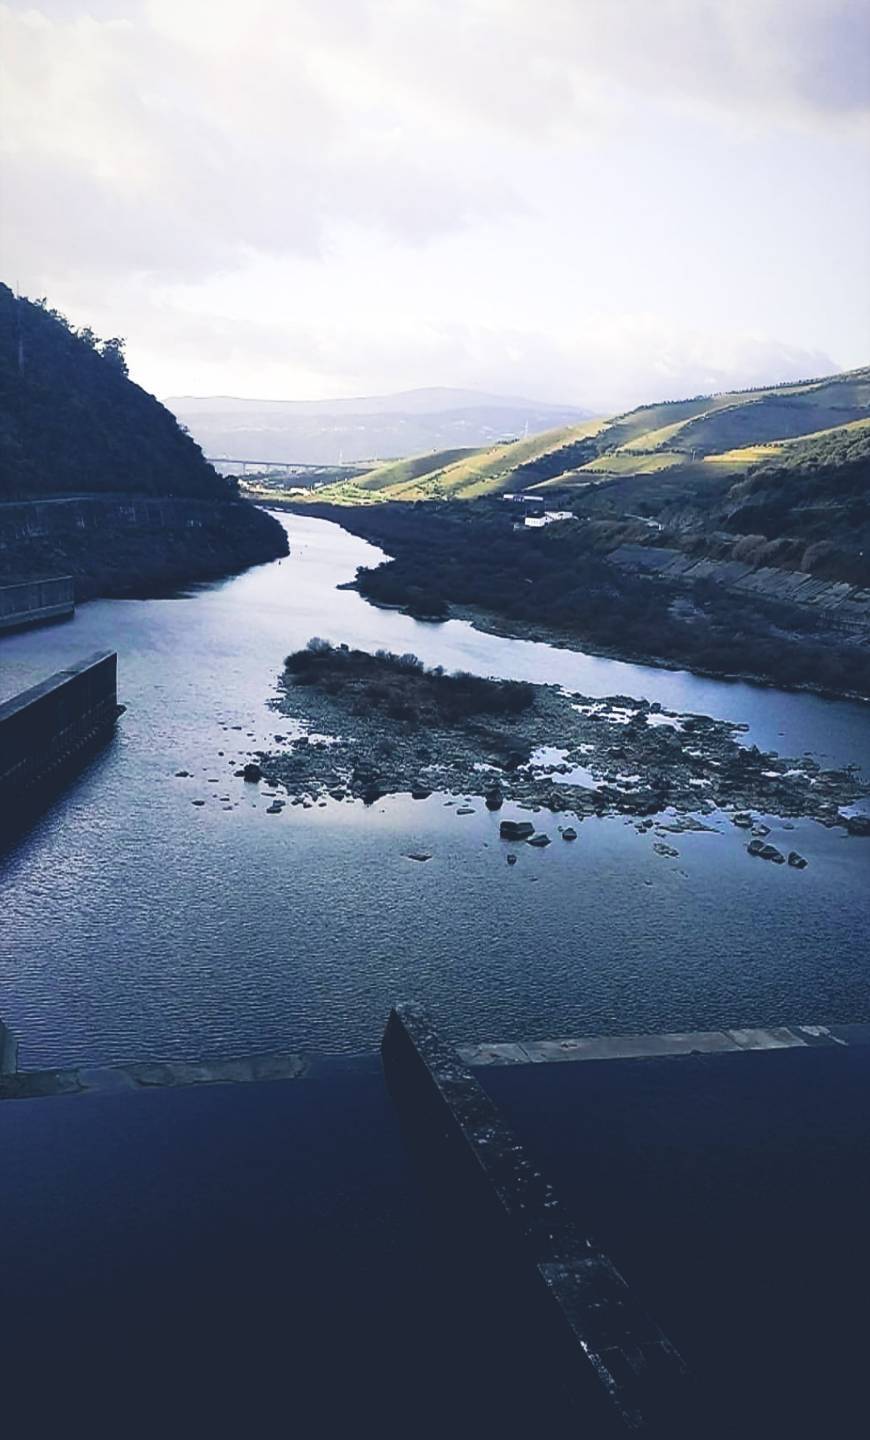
xmin=0 ymin=650 xmax=123 ymax=810
xmin=0 ymin=576 xmax=74 ymax=632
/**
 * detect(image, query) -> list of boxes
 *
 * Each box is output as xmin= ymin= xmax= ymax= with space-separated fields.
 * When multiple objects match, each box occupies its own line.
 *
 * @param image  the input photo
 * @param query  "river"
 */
xmin=1 ymin=512 xmax=868 ymax=1068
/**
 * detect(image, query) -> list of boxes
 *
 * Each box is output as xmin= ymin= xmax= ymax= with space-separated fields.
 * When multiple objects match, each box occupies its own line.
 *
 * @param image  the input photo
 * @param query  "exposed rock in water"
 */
xmin=561 ymin=827 xmax=578 ymax=841
xmin=265 ymin=646 xmax=865 ymax=832
xmin=527 ymin=833 xmax=551 ymax=847
xmin=242 ymin=762 xmax=262 ymax=783
xmin=788 ymin=852 xmax=808 ymax=868
xmin=405 ymin=851 xmax=433 ymax=862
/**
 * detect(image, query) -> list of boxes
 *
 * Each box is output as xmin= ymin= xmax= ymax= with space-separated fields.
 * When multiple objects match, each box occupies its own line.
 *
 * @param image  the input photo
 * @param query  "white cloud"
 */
xmin=0 ymin=1 xmax=866 ymax=404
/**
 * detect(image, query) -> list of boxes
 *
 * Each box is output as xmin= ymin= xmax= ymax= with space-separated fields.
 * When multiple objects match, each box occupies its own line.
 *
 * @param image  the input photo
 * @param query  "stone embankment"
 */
xmin=0 ymin=493 xmax=287 ymax=598
xmin=609 ymin=544 xmax=870 ymax=645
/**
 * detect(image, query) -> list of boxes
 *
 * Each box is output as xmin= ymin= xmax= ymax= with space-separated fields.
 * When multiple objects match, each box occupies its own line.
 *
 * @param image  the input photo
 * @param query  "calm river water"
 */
xmin=1 ymin=513 xmax=868 ymax=1067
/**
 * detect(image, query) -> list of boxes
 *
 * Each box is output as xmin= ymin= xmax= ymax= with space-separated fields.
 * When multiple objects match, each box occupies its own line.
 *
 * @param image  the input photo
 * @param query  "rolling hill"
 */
xmin=298 ymin=366 xmax=870 ymax=505
xmin=285 ymin=365 xmax=870 ymax=698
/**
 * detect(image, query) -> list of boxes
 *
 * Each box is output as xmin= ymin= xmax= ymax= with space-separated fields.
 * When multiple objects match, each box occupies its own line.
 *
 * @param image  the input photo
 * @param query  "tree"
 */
xmin=99 ymin=336 xmax=128 ymax=375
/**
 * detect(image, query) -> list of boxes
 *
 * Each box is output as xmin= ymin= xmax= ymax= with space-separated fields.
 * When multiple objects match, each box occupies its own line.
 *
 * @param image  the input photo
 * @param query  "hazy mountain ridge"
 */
xmin=166 ymin=389 xmax=591 ymax=465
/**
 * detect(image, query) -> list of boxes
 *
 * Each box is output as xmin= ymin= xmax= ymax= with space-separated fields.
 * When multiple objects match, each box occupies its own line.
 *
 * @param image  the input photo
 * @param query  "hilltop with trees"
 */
xmin=0 ymin=284 xmax=287 ymax=596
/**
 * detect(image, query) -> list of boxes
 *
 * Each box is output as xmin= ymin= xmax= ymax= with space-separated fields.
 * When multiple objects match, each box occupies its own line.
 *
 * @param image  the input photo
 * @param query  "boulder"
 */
xmin=499 ymin=820 xmax=535 ymax=841
xmin=561 ymin=827 xmax=578 ymax=841
xmin=732 ymin=812 xmax=753 ymax=828
xmin=760 ymin=844 xmax=785 ymax=864
xmin=457 ymin=806 xmax=475 ymax=816
xmin=506 ymin=853 xmax=518 ymax=866
xmin=411 ymin=785 xmax=432 ymax=800
xmin=485 ymin=787 xmax=504 ymax=810
xmin=845 ymin=815 xmax=870 ymax=838
xmin=527 ymin=833 xmax=551 ymax=847
xmin=242 ymin=762 xmax=262 ymax=783
xmin=361 ymin=783 xmax=383 ymax=805
xmin=747 ymin=839 xmax=766 ymax=856
xmin=405 ymin=851 xmax=432 ymax=862
xmin=788 ymin=851 xmax=808 ymax=868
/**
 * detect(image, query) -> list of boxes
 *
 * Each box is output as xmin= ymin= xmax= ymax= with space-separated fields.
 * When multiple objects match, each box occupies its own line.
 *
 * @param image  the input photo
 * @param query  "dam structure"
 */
xmin=0 ymin=1006 xmax=867 ymax=1435
xmin=0 ymin=575 xmax=74 ymax=632
xmin=0 ymin=650 xmax=123 ymax=814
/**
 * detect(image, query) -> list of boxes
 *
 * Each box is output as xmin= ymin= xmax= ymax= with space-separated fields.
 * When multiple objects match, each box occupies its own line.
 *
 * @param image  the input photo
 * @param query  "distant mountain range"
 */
xmin=165 ymin=389 xmax=591 ymax=465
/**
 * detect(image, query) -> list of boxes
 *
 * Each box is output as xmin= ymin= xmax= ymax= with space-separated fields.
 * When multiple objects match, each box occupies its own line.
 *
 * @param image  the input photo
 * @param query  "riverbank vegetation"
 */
xmin=293 ymin=500 xmax=870 ymax=700
xmin=285 ymin=639 xmax=533 ymax=725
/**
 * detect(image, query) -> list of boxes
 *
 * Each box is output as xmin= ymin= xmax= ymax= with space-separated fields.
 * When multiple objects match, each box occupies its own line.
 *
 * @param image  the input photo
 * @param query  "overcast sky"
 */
xmin=1 ymin=0 xmax=868 ymax=409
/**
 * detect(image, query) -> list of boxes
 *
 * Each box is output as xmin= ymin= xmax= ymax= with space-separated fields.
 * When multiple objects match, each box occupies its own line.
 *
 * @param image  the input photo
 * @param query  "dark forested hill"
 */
xmin=0 ymin=285 xmax=287 ymax=596
xmin=0 ymin=284 xmax=232 ymax=500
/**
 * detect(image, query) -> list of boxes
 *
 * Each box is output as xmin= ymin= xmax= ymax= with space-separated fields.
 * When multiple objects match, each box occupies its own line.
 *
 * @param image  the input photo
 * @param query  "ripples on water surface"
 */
xmin=1 ymin=514 xmax=868 ymax=1067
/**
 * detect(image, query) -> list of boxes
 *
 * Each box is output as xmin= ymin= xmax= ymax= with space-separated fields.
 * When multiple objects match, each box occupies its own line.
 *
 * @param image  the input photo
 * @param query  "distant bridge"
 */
xmin=206 ymin=457 xmax=363 ymax=474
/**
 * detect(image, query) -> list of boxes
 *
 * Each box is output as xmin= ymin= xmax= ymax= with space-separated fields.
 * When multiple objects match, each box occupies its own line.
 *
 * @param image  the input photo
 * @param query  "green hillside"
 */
xmin=293 ymin=367 xmax=870 ymax=506
xmin=302 ymin=420 xmax=606 ymax=503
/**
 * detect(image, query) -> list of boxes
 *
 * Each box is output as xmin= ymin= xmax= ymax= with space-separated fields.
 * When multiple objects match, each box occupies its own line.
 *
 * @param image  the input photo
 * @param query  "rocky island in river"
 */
xmin=252 ymin=641 xmax=868 ymax=854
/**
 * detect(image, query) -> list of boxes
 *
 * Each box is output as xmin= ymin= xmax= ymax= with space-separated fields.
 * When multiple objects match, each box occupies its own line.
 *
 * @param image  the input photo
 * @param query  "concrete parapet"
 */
xmin=0 ymin=1018 xmax=18 ymax=1075
xmin=381 ymin=1002 xmax=692 ymax=1435
xmin=0 ymin=576 xmax=74 ymax=632
xmin=0 ymin=650 xmax=123 ymax=812
xmin=458 ymin=1022 xmax=850 ymax=1068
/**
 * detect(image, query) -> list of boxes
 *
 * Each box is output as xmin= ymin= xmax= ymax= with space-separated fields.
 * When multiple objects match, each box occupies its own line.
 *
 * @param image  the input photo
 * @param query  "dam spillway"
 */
xmin=0 ymin=649 xmax=123 ymax=814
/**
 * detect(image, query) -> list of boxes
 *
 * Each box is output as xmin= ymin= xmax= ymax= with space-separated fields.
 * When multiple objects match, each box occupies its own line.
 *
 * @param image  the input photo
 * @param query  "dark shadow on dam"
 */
xmin=1 ymin=1019 xmax=868 ymax=1436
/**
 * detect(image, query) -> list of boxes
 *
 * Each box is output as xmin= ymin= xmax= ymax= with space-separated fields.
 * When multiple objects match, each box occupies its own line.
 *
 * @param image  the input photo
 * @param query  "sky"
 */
xmin=1 ymin=0 xmax=869 ymax=410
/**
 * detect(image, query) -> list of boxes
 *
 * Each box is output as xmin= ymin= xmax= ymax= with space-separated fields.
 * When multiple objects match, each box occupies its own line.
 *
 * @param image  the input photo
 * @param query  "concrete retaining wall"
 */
xmin=0 ymin=650 xmax=122 ymax=806
xmin=0 ymin=1018 xmax=18 ymax=1075
xmin=382 ymin=1003 xmax=692 ymax=1435
xmin=0 ymin=576 xmax=74 ymax=632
